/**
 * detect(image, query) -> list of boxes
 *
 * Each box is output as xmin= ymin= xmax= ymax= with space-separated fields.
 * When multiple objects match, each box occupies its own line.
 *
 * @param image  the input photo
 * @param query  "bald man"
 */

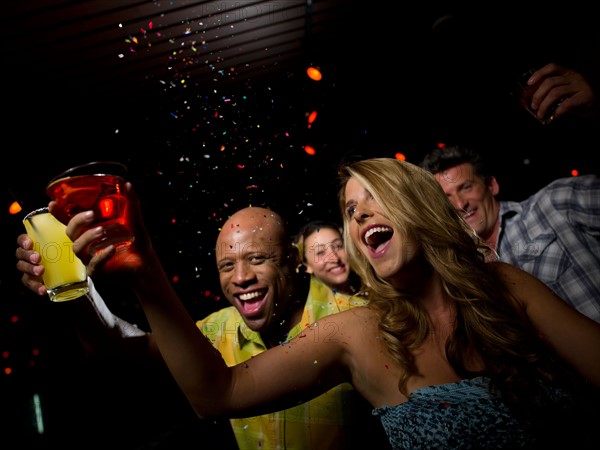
xmin=16 ymin=195 xmax=391 ymax=449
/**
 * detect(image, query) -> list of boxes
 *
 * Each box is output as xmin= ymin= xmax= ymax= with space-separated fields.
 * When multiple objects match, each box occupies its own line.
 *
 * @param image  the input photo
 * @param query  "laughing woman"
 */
xmin=59 ymin=158 xmax=600 ymax=449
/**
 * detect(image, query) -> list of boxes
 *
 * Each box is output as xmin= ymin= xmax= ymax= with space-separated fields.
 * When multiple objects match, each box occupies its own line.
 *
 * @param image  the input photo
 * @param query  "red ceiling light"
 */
xmin=306 ymin=67 xmax=322 ymax=81
xmin=304 ymin=145 xmax=316 ymax=155
xmin=9 ymin=201 xmax=22 ymax=215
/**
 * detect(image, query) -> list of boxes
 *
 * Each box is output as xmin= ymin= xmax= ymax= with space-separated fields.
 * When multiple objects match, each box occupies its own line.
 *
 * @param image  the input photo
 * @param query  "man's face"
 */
xmin=215 ymin=209 xmax=292 ymax=332
xmin=434 ymin=163 xmax=500 ymax=242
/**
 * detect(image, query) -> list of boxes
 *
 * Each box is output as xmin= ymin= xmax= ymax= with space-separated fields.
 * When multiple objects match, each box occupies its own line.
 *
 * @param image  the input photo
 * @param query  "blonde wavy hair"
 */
xmin=337 ymin=157 xmax=582 ymax=430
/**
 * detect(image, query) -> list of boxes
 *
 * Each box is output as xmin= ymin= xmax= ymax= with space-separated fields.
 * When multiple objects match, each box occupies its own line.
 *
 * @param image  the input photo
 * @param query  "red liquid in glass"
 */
xmin=46 ymin=174 xmax=133 ymax=251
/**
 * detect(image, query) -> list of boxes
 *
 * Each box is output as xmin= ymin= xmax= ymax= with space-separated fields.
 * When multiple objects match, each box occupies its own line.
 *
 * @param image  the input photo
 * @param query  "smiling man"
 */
xmin=16 ymin=203 xmax=390 ymax=450
xmin=199 ymin=206 xmax=390 ymax=449
xmin=419 ymin=145 xmax=600 ymax=324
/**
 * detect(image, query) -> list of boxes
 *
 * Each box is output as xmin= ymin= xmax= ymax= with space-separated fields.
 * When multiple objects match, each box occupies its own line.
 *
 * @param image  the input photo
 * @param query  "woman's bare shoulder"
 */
xmin=488 ymin=260 xmax=543 ymax=285
xmin=486 ymin=260 xmax=559 ymax=311
xmin=328 ymin=305 xmax=376 ymax=323
xmin=314 ymin=306 xmax=380 ymax=343
xmin=309 ymin=305 xmax=377 ymax=334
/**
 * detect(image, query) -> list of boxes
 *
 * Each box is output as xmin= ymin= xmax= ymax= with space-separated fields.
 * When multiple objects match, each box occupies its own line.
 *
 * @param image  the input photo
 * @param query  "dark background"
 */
xmin=1 ymin=1 xmax=599 ymax=448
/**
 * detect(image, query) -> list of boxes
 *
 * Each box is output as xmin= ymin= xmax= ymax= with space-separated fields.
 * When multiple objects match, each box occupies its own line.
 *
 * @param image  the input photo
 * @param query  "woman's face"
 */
xmin=343 ymin=177 xmax=421 ymax=287
xmin=302 ymin=227 xmax=351 ymax=292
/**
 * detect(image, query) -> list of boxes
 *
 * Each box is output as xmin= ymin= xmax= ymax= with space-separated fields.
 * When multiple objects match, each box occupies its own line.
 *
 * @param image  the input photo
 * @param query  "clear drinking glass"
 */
xmin=23 ymin=207 xmax=89 ymax=302
xmin=46 ymin=161 xmax=134 ymax=254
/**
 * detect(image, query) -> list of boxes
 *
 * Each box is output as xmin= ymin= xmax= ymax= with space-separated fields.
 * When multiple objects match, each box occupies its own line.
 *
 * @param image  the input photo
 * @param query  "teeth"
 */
xmin=463 ymin=210 xmax=474 ymax=219
xmin=365 ymin=226 xmax=392 ymax=244
xmin=239 ymin=291 xmax=263 ymax=301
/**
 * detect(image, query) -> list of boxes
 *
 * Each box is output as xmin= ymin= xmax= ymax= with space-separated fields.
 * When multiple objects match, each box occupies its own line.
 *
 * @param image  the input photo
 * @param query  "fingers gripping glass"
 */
xmin=46 ymin=161 xmax=134 ymax=254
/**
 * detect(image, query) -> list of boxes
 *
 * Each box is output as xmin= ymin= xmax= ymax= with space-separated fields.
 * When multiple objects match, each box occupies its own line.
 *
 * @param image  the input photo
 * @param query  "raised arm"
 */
xmin=111 ymin=185 xmax=353 ymax=417
xmin=128 ymin=241 xmax=352 ymax=419
xmin=15 ymin=199 xmax=159 ymax=363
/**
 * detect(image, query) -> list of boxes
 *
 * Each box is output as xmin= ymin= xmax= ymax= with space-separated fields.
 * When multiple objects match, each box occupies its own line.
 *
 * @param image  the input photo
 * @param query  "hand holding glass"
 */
xmin=23 ymin=207 xmax=89 ymax=302
xmin=514 ymin=68 xmax=559 ymax=125
xmin=46 ymin=161 xmax=134 ymax=254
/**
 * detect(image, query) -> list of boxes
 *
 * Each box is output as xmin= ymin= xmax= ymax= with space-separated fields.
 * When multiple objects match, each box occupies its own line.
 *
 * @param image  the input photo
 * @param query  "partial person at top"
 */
xmin=292 ymin=219 xmax=363 ymax=296
xmin=430 ymin=5 xmax=600 ymax=130
xmin=419 ymin=144 xmax=600 ymax=323
xmin=30 ymin=157 xmax=600 ymax=449
xmin=521 ymin=63 xmax=599 ymax=123
xmin=16 ymin=205 xmax=390 ymax=450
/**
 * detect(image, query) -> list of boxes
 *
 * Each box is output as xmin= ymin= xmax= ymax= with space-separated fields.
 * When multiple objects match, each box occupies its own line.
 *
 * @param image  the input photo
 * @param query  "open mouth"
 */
xmin=328 ymin=265 xmax=347 ymax=274
xmin=237 ymin=289 xmax=267 ymax=316
xmin=363 ymin=226 xmax=394 ymax=252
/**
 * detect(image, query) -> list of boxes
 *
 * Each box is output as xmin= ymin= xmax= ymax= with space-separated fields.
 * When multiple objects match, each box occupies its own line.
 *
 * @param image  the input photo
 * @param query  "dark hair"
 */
xmin=419 ymin=145 xmax=492 ymax=182
xmin=292 ymin=219 xmax=364 ymax=295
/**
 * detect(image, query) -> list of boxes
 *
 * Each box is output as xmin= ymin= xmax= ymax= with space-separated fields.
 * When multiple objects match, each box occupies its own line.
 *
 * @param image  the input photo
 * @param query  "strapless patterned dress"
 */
xmin=373 ymin=376 xmax=571 ymax=449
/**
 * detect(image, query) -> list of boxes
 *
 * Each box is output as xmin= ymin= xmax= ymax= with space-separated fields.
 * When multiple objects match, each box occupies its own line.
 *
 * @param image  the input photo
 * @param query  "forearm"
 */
xmin=67 ymin=277 xmax=158 ymax=361
xmin=131 ymin=254 xmax=232 ymax=418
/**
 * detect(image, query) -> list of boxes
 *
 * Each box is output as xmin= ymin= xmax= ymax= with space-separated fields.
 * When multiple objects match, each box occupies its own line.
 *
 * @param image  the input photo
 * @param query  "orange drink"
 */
xmin=23 ymin=207 xmax=89 ymax=302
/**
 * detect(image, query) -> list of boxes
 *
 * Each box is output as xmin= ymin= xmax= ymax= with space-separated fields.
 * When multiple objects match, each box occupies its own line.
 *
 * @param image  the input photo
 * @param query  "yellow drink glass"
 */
xmin=23 ymin=207 xmax=89 ymax=302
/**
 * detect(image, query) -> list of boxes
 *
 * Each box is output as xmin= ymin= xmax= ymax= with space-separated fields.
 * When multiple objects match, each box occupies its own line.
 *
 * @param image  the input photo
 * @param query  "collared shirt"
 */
xmin=497 ymin=174 xmax=600 ymax=323
xmin=196 ymin=276 xmax=382 ymax=450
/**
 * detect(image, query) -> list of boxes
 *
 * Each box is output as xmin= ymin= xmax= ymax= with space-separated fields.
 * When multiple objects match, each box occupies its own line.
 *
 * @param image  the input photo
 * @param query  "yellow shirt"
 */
xmin=197 ymin=276 xmax=380 ymax=450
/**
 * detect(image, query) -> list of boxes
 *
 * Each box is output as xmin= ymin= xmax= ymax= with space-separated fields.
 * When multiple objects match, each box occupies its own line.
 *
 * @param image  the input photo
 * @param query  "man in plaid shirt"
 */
xmin=420 ymin=145 xmax=600 ymax=323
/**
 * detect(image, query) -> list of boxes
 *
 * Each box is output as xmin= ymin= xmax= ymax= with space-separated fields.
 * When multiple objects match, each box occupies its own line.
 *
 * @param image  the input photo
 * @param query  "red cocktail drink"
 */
xmin=46 ymin=161 xmax=134 ymax=253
